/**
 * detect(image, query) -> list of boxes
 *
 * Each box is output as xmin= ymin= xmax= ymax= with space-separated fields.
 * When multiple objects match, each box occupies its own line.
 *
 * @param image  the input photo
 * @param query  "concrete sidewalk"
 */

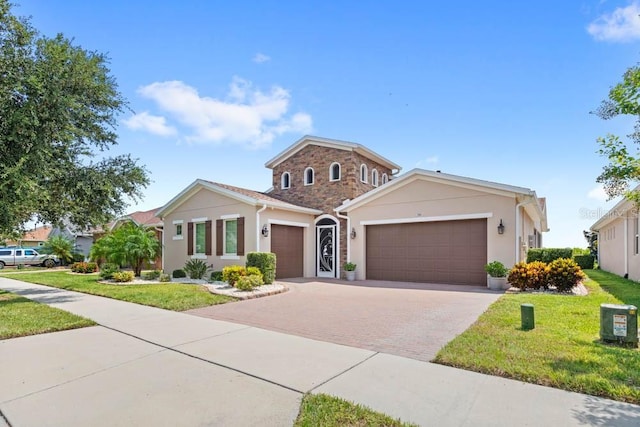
xmin=1 ymin=277 xmax=639 ymax=426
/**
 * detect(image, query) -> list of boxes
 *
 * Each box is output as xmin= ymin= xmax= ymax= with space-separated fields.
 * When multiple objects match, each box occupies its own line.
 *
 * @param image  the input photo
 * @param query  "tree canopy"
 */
xmin=0 ymin=1 xmax=149 ymax=235
xmin=595 ymin=64 xmax=640 ymax=203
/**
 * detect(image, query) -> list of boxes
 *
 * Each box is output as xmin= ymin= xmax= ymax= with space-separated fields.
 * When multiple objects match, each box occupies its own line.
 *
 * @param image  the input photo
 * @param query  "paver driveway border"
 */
xmin=188 ymin=278 xmax=503 ymax=361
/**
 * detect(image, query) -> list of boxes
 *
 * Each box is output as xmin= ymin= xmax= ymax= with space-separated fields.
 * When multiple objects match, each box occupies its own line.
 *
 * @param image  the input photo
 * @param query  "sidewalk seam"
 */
xmin=308 ymin=352 xmax=380 ymax=393
xmin=101 ymin=325 xmax=305 ymax=395
xmin=0 ymin=408 xmax=12 ymax=427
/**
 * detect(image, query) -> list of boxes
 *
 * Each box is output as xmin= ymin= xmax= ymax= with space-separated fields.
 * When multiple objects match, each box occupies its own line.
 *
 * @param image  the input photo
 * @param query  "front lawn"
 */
xmin=0 ymin=289 xmax=95 ymax=339
xmin=434 ymin=269 xmax=640 ymax=404
xmin=0 ymin=271 xmax=235 ymax=311
xmin=295 ymin=394 xmax=417 ymax=427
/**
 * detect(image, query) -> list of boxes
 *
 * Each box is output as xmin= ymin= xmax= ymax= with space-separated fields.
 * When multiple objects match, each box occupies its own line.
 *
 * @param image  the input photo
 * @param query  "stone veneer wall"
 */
xmin=269 ymin=144 xmax=393 ymax=275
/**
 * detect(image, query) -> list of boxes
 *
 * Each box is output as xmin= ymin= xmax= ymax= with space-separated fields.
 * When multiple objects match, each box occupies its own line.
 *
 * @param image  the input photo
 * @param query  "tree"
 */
xmin=0 ymin=1 xmax=149 ymax=235
xmin=594 ymin=65 xmax=640 ymax=203
xmin=90 ymin=223 xmax=160 ymax=276
xmin=43 ymin=235 xmax=75 ymax=265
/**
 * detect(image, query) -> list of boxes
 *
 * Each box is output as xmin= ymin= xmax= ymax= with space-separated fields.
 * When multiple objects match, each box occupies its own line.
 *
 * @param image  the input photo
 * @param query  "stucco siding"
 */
xmin=346 ymin=178 xmax=519 ymax=280
xmin=598 ymin=217 xmax=625 ymax=278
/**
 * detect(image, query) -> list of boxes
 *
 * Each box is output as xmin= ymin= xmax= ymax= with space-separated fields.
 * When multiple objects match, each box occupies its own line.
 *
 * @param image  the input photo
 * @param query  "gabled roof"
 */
xmin=336 ymin=168 xmax=548 ymax=230
xmin=156 ymin=179 xmax=322 ymax=218
xmin=20 ymin=225 xmax=53 ymax=242
xmin=589 ymin=186 xmax=637 ymax=231
xmin=109 ymin=207 xmax=163 ymax=230
xmin=265 ymin=135 xmax=402 ymax=172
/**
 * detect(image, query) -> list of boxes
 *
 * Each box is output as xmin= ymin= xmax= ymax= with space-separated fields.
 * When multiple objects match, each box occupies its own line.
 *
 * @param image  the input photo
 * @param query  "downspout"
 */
xmin=156 ymin=226 xmax=164 ymax=272
xmin=256 ymin=204 xmax=267 ymax=252
xmin=515 ymin=197 xmax=535 ymax=263
xmin=335 ymin=209 xmax=350 ymax=277
xmin=624 ymin=215 xmax=628 ymax=276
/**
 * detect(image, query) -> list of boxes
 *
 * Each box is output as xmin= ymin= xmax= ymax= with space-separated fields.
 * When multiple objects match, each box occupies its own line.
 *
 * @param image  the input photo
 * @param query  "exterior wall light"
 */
xmin=497 ymin=219 xmax=505 ymax=235
xmin=261 ymin=224 xmax=269 ymax=237
xmin=350 ymin=228 xmax=357 ymax=239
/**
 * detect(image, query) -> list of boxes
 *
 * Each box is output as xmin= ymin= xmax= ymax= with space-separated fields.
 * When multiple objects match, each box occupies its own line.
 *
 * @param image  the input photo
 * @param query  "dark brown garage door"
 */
xmin=271 ymin=224 xmax=304 ymax=279
xmin=366 ymin=219 xmax=487 ymax=285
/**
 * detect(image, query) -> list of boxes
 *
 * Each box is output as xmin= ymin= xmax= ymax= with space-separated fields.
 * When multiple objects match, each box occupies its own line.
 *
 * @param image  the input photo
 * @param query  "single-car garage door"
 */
xmin=271 ymin=224 xmax=304 ymax=279
xmin=366 ymin=219 xmax=487 ymax=285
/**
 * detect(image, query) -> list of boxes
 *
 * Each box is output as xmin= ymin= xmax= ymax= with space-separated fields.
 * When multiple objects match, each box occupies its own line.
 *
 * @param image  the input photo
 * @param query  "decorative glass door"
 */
xmin=316 ymin=225 xmax=335 ymax=277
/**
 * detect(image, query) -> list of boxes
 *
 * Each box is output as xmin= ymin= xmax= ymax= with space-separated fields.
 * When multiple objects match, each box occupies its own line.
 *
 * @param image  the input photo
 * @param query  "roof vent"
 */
xmin=436 ymin=170 xmax=441 ymax=173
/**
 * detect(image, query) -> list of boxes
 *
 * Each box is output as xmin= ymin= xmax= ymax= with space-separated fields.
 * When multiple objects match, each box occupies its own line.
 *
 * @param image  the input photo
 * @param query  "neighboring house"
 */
xmin=590 ymin=192 xmax=638 ymax=280
xmin=50 ymin=219 xmax=96 ymax=258
xmin=158 ymin=135 xmax=549 ymax=286
xmin=5 ymin=225 xmax=53 ymax=248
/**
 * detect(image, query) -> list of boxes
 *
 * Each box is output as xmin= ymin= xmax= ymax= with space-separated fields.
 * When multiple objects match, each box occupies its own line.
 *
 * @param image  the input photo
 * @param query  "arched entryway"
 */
xmin=315 ymin=216 xmax=338 ymax=278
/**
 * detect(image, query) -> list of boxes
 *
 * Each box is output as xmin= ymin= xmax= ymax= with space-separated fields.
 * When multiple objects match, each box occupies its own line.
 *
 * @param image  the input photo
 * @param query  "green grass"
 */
xmin=0 ymin=271 xmax=235 ymax=311
xmin=0 ymin=289 xmax=95 ymax=339
xmin=434 ymin=269 xmax=640 ymax=404
xmin=295 ymin=394 xmax=417 ymax=427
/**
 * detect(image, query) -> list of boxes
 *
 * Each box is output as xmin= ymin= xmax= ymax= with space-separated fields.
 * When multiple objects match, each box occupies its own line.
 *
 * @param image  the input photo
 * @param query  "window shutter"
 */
xmin=237 ymin=217 xmax=245 ymax=256
xmin=205 ymin=220 xmax=212 ymax=255
xmin=216 ymin=220 xmax=223 ymax=256
xmin=187 ymin=222 xmax=193 ymax=255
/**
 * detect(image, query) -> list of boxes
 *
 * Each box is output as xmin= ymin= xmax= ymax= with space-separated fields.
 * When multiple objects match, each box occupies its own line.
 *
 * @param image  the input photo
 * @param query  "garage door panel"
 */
xmin=271 ymin=225 xmax=303 ymax=279
xmin=366 ymin=219 xmax=487 ymax=286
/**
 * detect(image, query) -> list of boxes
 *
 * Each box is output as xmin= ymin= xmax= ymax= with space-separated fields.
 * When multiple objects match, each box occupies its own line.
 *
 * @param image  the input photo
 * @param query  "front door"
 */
xmin=316 ymin=223 xmax=336 ymax=278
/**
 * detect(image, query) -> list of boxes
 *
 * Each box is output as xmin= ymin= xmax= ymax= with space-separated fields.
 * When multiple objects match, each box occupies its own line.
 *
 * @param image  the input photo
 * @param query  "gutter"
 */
xmin=256 ymin=204 xmax=267 ymax=252
xmin=624 ymin=215 xmax=629 ymax=276
xmin=335 ymin=209 xmax=350 ymax=268
xmin=155 ymin=226 xmax=164 ymax=271
xmin=515 ymin=197 xmax=535 ymax=263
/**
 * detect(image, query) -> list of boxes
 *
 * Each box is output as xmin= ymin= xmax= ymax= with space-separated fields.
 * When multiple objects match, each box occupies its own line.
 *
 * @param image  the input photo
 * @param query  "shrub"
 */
xmin=547 ymin=258 xmax=585 ymax=292
xmin=112 ymin=271 xmax=135 ymax=283
xmin=223 ymin=265 xmax=246 ymax=286
xmin=70 ymin=262 xmax=98 ymax=274
xmin=16 ymin=263 xmax=24 ymax=270
xmin=183 ymin=259 xmax=208 ymax=280
xmin=573 ymin=254 xmax=595 ymax=270
xmin=159 ymin=273 xmax=171 ymax=283
xmin=236 ymin=274 xmax=264 ymax=291
xmin=527 ymin=248 xmax=572 ymax=264
xmin=210 ymin=271 xmax=224 ymax=281
xmin=246 ymin=252 xmax=276 ymax=284
xmin=344 ymin=262 xmax=357 ymax=271
xmin=172 ymin=269 xmax=186 ymax=279
xmin=572 ymin=247 xmax=591 ymax=256
xmin=71 ymin=252 xmax=86 ymax=263
xmin=484 ymin=261 xmax=508 ymax=278
xmin=246 ymin=266 xmax=262 ymax=277
xmin=141 ymin=270 xmax=162 ymax=280
xmin=507 ymin=261 xmax=549 ymax=290
xmin=99 ymin=263 xmax=119 ymax=279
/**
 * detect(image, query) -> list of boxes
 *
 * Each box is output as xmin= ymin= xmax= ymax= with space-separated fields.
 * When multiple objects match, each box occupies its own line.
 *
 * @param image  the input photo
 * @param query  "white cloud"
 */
xmin=587 ymin=184 xmax=609 ymax=201
xmin=587 ymin=2 xmax=640 ymax=42
xmin=415 ymin=156 xmax=439 ymax=167
xmin=253 ymin=53 xmax=271 ymax=63
xmin=123 ymin=111 xmax=177 ymax=136
xmin=135 ymin=77 xmax=312 ymax=148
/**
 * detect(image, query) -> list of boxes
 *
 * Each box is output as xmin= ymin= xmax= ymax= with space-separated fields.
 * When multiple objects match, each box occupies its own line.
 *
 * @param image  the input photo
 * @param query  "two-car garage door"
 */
xmin=366 ymin=219 xmax=487 ymax=286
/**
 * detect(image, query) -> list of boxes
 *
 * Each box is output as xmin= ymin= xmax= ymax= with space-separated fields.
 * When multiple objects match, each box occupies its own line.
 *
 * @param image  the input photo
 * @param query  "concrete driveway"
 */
xmin=187 ymin=279 xmax=502 ymax=361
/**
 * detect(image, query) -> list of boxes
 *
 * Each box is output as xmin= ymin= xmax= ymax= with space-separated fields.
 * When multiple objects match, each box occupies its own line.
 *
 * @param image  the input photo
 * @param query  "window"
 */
xmin=15 ymin=250 xmax=22 ymax=256
xmin=281 ymin=172 xmax=290 ymax=189
xmin=382 ymin=173 xmax=388 ymax=184
xmin=371 ymin=169 xmax=379 ymax=187
xmin=24 ymin=249 xmax=35 ymax=256
xmin=173 ymin=220 xmax=184 ymax=240
xmin=0 ymin=250 xmax=10 ymax=256
xmin=304 ymin=167 xmax=314 ymax=185
xmin=360 ymin=164 xmax=368 ymax=183
xmin=330 ymin=162 xmax=341 ymax=181
xmin=224 ymin=219 xmax=238 ymax=254
xmin=176 ymin=224 xmax=182 ymax=236
xmin=216 ymin=217 xmax=244 ymax=257
xmin=195 ymin=223 xmax=206 ymax=255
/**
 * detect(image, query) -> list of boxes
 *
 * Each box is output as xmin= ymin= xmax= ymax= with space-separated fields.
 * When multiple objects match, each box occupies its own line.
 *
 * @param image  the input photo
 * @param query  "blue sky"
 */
xmin=17 ymin=0 xmax=640 ymax=247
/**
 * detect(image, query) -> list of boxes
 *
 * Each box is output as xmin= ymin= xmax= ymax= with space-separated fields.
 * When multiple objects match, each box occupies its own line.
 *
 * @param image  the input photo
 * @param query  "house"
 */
xmin=49 ymin=219 xmax=96 ymax=258
xmin=158 ymin=135 xmax=549 ymax=286
xmin=5 ymin=225 xmax=53 ymax=248
xmin=589 ymin=193 xmax=638 ymax=280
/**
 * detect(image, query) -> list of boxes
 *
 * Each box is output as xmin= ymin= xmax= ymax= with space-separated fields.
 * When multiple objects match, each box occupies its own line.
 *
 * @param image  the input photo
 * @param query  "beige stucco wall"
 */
xmin=345 ymin=178 xmax=540 ymax=281
xmin=162 ymin=188 xmax=318 ymax=277
xmin=598 ymin=216 xmax=626 ymax=278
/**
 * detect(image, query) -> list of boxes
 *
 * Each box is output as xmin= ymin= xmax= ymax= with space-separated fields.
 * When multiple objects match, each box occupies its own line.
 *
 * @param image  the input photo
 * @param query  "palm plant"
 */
xmin=44 ymin=235 xmax=74 ymax=265
xmin=90 ymin=223 xmax=160 ymax=276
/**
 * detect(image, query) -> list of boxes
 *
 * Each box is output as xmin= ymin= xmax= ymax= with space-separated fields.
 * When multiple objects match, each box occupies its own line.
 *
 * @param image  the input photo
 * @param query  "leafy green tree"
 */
xmin=0 ymin=1 xmax=149 ymax=234
xmin=43 ymin=235 xmax=74 ymax=265
xmin=90 ymin=223 xmax=160 ymax=277
xmin=594 ymin=65 xmax=640 ymax=202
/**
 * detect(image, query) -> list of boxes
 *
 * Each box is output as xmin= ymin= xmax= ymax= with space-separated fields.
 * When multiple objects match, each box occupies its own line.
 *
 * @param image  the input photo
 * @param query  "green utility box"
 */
xmin=600 ymin=304 xmax=638 ymax=346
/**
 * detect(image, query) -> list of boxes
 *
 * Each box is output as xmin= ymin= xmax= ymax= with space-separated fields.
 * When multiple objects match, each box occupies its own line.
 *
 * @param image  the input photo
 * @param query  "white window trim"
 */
xmin=304 ymin=167 xmax=315 ymax=186
xmin=190 ymin=254 xmax=207 ymax=260
xmin=221 ymin=255 xmax=240 ymax=260
xmin=221 ymin=213 xmax=240 ymax=220
xmin=371 ymin=169 xmax=379 ymax=187
xmin=172 ymin=235 xmax=184 ymax=241
xmin=223 ymin=217 xmax=239 ymax=256
xmin=191 ymin=217 xmax=208 ymax=222
xmin=193 ymin=221 xmax=207 ymax=256
xmin=329 ymin=162 xmax=341 ymax=182
xmin=360 ymin=164 xmax=368 ymax=183
xmin=360 ymin=212 xmax=493 ymax=226
xmin=173 ymin=219 xmax=184 ymax=240
xmin=172 ymin=219 xmax=184 ymax=225
xmin=382 ymin=173 xmax=388 ymax=184
xmin=281 ymin=171 xmax=291 ymax=189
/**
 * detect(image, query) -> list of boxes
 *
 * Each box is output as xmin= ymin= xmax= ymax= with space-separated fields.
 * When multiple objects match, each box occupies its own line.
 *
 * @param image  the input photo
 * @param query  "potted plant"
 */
xmin=344 ymin=262 xmax=357 ymax=281
xmin=484 ymin=261 xmax=509 ymax=290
